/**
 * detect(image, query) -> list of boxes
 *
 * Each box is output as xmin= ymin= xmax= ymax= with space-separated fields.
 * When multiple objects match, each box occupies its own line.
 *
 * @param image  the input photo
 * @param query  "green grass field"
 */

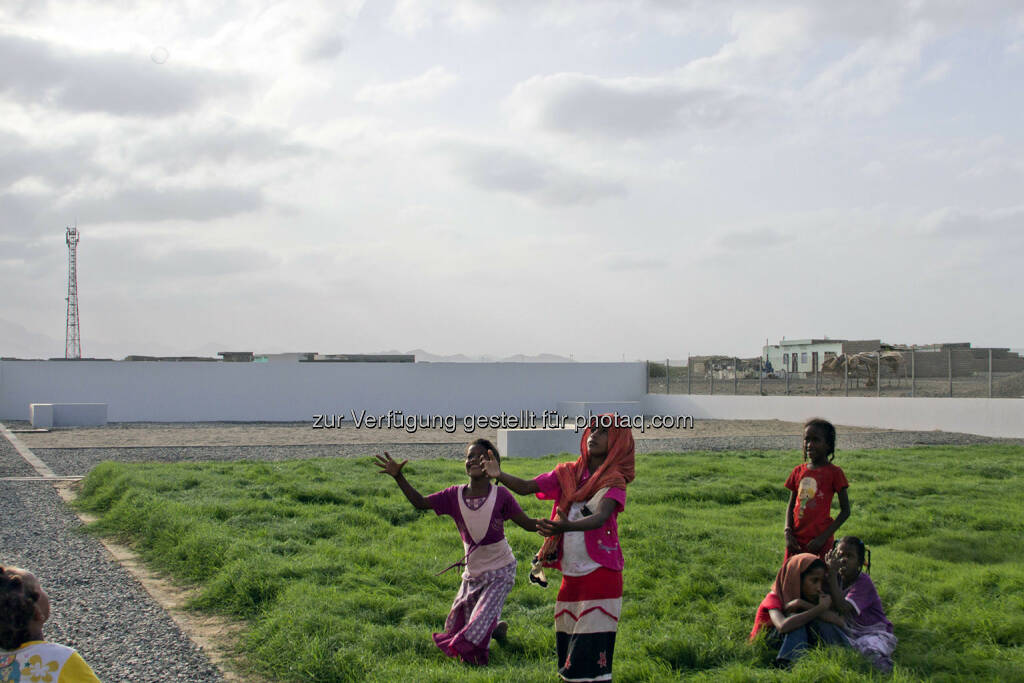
xmin=74 ymin=445 xmax=1024 ymax=682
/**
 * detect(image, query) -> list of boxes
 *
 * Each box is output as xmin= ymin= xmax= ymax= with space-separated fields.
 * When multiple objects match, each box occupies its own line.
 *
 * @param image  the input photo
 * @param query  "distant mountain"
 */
xmin=0 ymin=318 xmax=62 ymax=358
xmin=376 ymin=348 xmax=574 ymax=363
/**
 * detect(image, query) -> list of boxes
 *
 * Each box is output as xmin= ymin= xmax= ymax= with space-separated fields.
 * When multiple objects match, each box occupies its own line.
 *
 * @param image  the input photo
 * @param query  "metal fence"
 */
xmin=646 ymin=348 xmax=1024 ymax=398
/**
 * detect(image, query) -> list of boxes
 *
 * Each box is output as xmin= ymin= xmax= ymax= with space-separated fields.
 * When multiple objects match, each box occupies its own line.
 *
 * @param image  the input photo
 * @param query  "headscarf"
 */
xmin=749 ymin=552 xmax=821 ymax=640
xmin=536 ymin=414 xmax=635 ymax=567
xmin=771 ymin=553 xmax=821 ymax=605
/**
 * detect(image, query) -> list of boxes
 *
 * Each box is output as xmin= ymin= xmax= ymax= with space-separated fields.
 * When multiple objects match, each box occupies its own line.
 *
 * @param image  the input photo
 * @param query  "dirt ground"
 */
xmin=14 ymin=419 xmax=888 ymax=449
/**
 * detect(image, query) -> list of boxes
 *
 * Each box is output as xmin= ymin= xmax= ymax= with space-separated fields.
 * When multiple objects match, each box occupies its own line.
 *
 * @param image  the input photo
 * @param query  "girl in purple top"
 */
xmin=375 ymin=439 xmax=540 ymax=666
xmin=826 ymin=536 xmax=896 ymax=673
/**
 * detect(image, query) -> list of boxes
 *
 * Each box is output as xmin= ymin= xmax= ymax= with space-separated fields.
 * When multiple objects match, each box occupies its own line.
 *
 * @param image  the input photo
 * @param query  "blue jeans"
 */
xmin=769 ymin=620 xmax=851 ymax=663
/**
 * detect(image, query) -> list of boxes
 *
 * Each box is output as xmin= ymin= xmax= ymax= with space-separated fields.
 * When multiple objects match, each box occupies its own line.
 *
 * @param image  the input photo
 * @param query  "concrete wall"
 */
xmin=643 ymin=394 xmax=1024 ymax=439
xmin=0 ymin=360 xmax=646 ymax=423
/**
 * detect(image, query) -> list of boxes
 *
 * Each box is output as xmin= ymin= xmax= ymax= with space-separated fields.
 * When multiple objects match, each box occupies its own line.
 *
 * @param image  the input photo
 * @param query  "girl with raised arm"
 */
xmin=484 ymin=414 xmax=634 ymax=683
xmin=374 ymin=439 xmax=539 ymax=665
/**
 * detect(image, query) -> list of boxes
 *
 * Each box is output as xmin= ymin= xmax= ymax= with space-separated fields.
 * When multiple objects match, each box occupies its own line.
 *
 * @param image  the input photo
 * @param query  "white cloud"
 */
xmin=507 ymin=72 xmax=756 ymax=139
xmin=0 ymin=31 xmax=246 ymax=117
xmin=919 ymin=206 xmax=1024 ymax=239
xmin=355 ymin=66 xmax=458 ymax=104
xmin=435 ymin=137 xmax=627 ymax=206
xmin=387 ymin=0 xmax=498 ymax=35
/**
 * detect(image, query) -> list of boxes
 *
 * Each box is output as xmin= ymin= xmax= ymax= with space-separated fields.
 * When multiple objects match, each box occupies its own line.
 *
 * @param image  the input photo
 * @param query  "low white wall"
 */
xmin=30 ymin=403 xmax=107 ymax=428
xmin=643 ymin=394 xmax=1024 ymax=439
xmin=0 ymin=360 xmax=646 ymax=423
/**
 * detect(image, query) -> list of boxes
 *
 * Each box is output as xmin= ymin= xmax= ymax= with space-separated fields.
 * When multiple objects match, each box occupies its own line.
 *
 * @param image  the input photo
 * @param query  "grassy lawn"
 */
xmin=74 ymin=445 xmax=1024 ymax=682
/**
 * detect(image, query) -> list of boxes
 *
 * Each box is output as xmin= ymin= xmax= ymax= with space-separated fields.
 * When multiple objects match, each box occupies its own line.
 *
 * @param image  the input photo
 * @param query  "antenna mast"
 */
xmin=65 ymin=225 xmax=82 ymax=359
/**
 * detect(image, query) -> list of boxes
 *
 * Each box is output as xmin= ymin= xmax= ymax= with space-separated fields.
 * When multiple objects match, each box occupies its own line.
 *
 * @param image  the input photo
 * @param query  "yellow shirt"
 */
xmin=0 ymin=641 xmax=100 ymax=683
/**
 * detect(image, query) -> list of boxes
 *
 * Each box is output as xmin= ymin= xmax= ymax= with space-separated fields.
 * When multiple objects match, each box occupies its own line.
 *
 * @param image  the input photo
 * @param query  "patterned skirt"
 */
xmin=433 ymin=560 xmax=516 ymax=666
xmin=554 ymin=567 xmax=622 ymax=682
xmin=848 ymin=622 xmax=897 ymax=673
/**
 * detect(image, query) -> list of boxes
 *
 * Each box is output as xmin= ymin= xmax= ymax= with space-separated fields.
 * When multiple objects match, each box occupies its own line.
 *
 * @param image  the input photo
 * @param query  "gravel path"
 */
xmin=1 ymin=445 xmax=224 ymax=681
xmin=30 ymin=430 xmax=1024 ymax=476
xmin=0 ymin=435 xmax=35 ymax=477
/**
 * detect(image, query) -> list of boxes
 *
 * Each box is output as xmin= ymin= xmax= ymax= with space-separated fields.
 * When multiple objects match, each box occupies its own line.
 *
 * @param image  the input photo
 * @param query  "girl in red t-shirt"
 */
xmin=783 ymin=418 xmax=851 ymax=561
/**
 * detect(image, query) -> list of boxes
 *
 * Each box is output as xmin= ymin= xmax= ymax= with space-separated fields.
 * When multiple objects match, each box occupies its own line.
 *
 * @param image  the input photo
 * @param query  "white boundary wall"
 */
xmin=643 ymin=394 xmax=1024 ymax=439
xmin=0 ymin=360 xmax=646 ymax=423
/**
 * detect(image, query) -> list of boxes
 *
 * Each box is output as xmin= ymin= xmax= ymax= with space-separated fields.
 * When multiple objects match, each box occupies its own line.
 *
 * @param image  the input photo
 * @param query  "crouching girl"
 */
xmin=750 ymin=553 xmax=850 ymax=667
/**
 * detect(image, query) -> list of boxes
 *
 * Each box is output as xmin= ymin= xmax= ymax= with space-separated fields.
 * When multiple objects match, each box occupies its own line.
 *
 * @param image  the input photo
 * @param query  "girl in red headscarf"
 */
xmin=484 ymin=414 xmax=634 ymax=683
xmin=750 ymin=552 xmax=850 ymax=667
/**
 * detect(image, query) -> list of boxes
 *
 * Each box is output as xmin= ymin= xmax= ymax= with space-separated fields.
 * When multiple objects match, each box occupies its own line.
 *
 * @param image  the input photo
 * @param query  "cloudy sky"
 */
xmin=2 ymin=1 xmax=1022 ymax=361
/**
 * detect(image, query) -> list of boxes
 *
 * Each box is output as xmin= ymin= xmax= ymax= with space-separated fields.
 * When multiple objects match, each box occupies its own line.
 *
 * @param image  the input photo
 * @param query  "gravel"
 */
xmin=0 ymin=477 xmax=224 ymax=681
xmin=30 ymin=430 xmax=1024 ymax=477
xmin=0 ymin=436 xmax=35 ymax=477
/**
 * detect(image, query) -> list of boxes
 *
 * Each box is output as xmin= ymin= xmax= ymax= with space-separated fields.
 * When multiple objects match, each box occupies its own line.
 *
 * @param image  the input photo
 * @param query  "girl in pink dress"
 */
xmin=375 ymin=439 xmax=540 ymax=665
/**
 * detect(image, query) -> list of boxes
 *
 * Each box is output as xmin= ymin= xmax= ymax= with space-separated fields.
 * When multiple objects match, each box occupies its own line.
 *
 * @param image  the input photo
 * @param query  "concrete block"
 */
xmin=556 ymin=401 xmax=643 ymax=419
xmin=498 ymin=428 xmax=581 ymax=458
xmin=29 ymin=404 xmax=54 ymax=428
xmin=30 ymin=403 xmax=107 ymax=427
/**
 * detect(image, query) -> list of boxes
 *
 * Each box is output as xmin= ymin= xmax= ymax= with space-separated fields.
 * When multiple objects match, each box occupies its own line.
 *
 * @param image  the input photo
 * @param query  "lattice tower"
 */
xmin=65 ymin=225 xmax=81 ymax=359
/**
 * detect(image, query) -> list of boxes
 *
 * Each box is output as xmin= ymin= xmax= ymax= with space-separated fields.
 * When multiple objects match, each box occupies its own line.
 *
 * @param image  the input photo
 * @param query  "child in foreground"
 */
xmin=1 ymin=565 xmax=100 ymax=683
xmin=827 ymin=536 xmax=897 ymax=673
xmin=485 ymin=415 xmax=634 ymax=683
xmin=784 ymin=418 xmax=851 ymax=561
xmin=374 ymin=440 xmax=540 ymax=665
xmin=750 ymin=553 xmax=851 ymax=666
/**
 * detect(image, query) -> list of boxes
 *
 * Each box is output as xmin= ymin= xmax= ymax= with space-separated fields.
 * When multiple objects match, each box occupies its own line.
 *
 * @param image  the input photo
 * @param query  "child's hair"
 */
xmin=803 ymin=417 xmax=836 ymax=462
xmin=467 ymin=439 xmax=499 ymax=465
xmin=802 ymin=558 xmax=827 ymax=578
xmin=0 ymin=565 xmax=38 ymax=650
xmin=839 ymin=536 xmax=871 ymax=574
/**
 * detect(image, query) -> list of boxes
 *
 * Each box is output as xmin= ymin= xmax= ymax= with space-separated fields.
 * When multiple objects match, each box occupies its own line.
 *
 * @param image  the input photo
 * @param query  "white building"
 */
xmin=761 ymin=339 xmax=879 ymax=375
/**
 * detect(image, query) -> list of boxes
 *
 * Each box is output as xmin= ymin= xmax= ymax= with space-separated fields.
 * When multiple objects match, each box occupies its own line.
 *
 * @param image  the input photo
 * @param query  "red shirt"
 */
xmin=750 ymin=592 xmax=783 ymax=640
xmin=785 ymin=463 xmax=848 ymax=545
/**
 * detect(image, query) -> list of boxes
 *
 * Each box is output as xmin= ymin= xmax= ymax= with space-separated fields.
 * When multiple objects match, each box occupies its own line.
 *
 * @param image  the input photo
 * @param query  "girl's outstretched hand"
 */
xmin=374 ymin=451 xmax=408 ymax=478
xmin=482 ymin=449 xmax=501 ymax=478
xmin=536 ymin=511 xmax=567 ymax=537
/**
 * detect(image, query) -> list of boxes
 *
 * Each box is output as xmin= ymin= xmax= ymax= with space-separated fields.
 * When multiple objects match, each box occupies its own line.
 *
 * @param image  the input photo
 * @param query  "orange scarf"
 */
xmin=536 ymin=415 xmax=635 ymax=567
xmin=771 ymin=553 xmax=820 ymax=605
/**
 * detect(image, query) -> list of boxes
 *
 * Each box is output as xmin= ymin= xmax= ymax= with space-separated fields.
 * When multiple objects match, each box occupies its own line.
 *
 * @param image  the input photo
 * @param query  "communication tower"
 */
xmin=65 ymin=225 xmax=82 ymax=359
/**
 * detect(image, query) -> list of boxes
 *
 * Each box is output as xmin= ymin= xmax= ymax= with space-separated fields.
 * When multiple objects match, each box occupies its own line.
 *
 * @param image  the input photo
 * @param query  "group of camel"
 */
xmin=820 ymin=351 xmax=906 ymax=388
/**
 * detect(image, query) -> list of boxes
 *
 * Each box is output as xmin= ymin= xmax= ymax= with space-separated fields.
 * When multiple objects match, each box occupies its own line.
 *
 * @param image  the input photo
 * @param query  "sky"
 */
xmin=1 ymin=0 xmax=1022 ymax=361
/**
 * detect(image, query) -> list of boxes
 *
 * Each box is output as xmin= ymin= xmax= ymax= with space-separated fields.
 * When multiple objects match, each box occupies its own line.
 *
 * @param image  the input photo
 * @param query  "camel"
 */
xmin=823 ymin=351 xmax=907 ymax=389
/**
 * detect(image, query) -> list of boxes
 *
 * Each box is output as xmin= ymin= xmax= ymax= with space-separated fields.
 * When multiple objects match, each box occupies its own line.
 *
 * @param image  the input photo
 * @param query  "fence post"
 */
xmin=665 ymin=358 xmax=670 ymax=395
xmin=711 ymin=365 xmax=715 ymax=395
xmin=876 ymin=351 xmax=881 ymax=398
xmin=911 ymin=349 xmax=915 ymax=398
xmin=734 ymin=357 xmax=739 ymax=395
xmin=844 ymin=357 xmax=849 ymax=397
xmin=645 ymin=360 xmax=650 ymax=394
xmin=948 ymin=348 xmax=953 ymax=397
xmin=989 ymin=348 xmax=993 ymax=398
xmin=785 ymin=368 xmax=790 ymax=396
xmin=687 ymin=355 xmax=692 ymax=395
xmin=759 ymin=357 xmax=763 ymax=396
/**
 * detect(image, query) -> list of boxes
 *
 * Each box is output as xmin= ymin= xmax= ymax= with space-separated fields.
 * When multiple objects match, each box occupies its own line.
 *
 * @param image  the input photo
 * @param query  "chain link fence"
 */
xmin=647 ymin=348 xmax=1024 ymax=398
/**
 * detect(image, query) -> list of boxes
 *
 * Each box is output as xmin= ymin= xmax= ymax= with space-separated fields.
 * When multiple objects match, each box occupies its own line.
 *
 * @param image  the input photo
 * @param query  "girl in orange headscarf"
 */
xmin=750 ymin=553 xmax=850 ymax=667
xmin=484 ymin=414 xmax=634 ymax=683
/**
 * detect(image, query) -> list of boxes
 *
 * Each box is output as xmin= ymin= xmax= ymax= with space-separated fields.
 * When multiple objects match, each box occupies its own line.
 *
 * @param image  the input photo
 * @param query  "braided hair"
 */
xmin=803 ymin=418 xmax=837 ymax=462
xmin=839 ymin=536 xmax=871 ymax=574
xmin=0 ymin=565 xmax=39 ymax=650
